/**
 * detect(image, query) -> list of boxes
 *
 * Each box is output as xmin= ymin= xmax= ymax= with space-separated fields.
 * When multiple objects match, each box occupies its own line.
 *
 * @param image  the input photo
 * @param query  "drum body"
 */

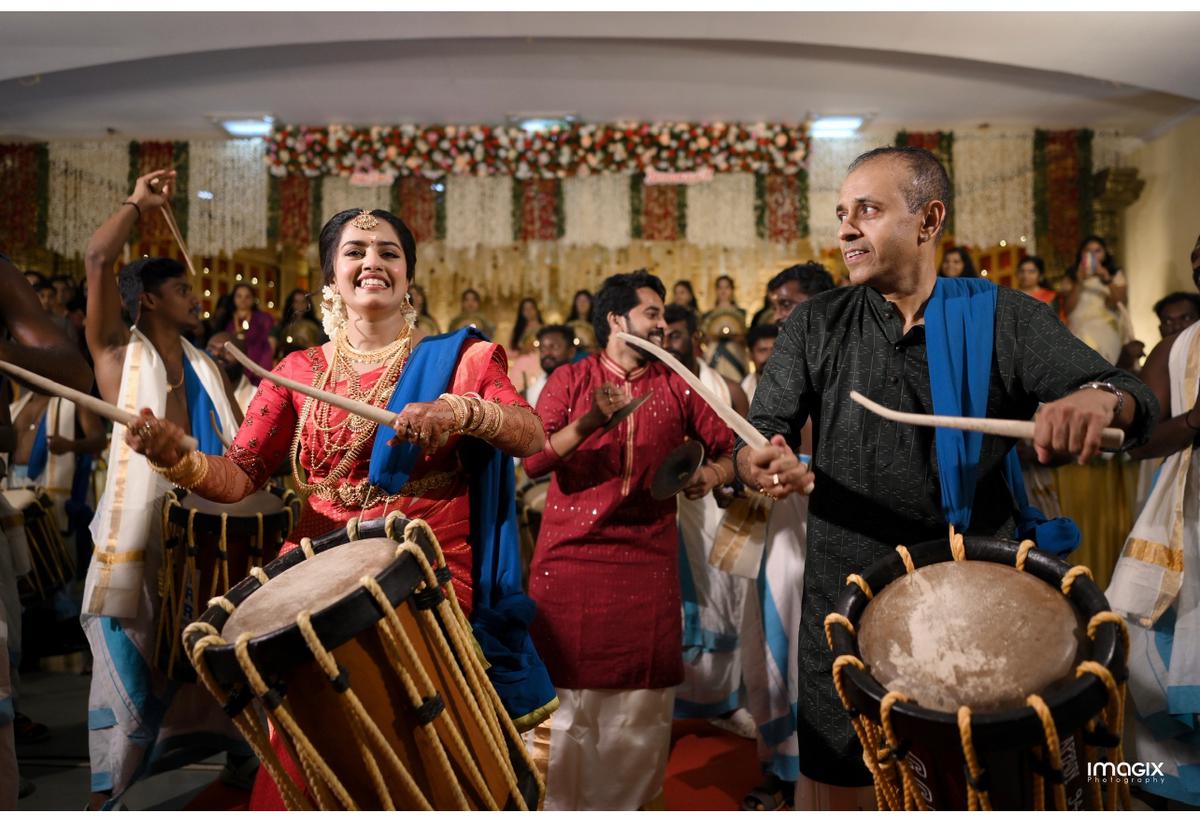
xmin=828 ymin=536 xmax=1128 ymax=811
xmin=184 ymin=515 xmax=541 ymax=811
xmin=517 ymin=478 xmax=548 ymax=541
xmin=157 ymin=488 xmax=299 ymax=680
xmin=1 ymin=487 xmax=72 ymax=602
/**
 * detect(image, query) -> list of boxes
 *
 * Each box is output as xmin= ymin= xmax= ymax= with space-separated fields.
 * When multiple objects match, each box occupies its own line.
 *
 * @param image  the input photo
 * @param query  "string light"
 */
xmin=204 ymin=289 xmax=211 ymax=297
xmin=980 ymin=269 xmax=989 ymax=277
xmin=251 ymin=277 xmax=259 ymax=285
xmin=999 ymin=240 xmax=1007 ymax=247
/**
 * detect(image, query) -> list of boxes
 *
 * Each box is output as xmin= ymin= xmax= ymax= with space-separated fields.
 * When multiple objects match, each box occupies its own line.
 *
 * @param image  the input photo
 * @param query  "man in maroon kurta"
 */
xmin=524 ymin=271 xmax=735 ymax=809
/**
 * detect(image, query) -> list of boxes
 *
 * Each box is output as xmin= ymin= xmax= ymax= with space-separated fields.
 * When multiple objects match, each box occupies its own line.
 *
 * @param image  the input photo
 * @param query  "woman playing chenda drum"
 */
xmin=122 ymin=208 xmax=557 ymax=806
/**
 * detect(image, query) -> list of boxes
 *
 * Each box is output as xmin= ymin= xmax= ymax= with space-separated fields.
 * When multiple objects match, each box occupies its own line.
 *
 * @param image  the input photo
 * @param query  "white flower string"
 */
xmin=189 ymin=139 xmax=268 ymax=256
xmin=321 ymin=176 xmax=392 ymax=222
xmin=46 ymin=141 xmax=128 ymax=258
xmin=561 ymin=174 xmax=632 ymax=249
xmin=445 ymin=175 xmax=513 ymax=250
xmin=320 ymin=283 xmax=347 ymax=339
xmin=953 ymin=130 xmax=1035 ymax=252
xmin=685 ymin=173 xmax=756 ymax=248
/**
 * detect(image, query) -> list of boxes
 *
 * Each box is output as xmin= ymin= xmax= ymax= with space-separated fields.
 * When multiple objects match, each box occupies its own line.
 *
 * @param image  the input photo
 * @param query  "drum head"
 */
xmin=858 ymin=560 xmax=1083 ymax=714
xmin=181 ymin=489 xmax=284 ymax=517
xmin=519 ymin=480 xmax=549 ymax=513
xmin=223 ymin=537 xmax=401 ymax=642
xmin=1 ymin=488 xmax=37 ymax=511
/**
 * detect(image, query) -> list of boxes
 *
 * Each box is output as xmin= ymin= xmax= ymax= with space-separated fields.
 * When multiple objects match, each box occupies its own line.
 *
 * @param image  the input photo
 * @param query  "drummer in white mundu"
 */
xmin=79 ymin=169 xmax=246 ymax=809
xmin=736 ymin=145 xmax=1158 ymax=809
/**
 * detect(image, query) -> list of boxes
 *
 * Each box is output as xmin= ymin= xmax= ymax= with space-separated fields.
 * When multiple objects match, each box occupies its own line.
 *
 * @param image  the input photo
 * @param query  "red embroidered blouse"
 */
xmin=226 ymin=339 xmax=531 ymax=614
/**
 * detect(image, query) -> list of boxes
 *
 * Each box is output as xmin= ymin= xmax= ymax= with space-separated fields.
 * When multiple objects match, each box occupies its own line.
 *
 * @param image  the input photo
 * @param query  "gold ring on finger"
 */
xmin=772 ymin=473 xmax=780 ymax=487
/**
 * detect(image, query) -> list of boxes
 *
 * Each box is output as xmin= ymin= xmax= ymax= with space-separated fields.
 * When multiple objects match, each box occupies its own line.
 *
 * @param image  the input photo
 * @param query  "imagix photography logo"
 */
xmin=1087 ymin=761 xmax=1166 ymax=784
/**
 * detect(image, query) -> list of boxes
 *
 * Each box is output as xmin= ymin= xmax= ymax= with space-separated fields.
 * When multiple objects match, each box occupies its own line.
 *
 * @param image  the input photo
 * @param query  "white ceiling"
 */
xmin=1 ymin=11 xmax=1198 ymax=140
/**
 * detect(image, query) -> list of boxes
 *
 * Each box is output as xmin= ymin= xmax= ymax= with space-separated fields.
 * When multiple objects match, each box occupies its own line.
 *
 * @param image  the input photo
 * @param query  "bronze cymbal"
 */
xmin=651 ymin=440 xmax=706 ymax=500
xmin=599 ymin=391 xmax=653 ymax=434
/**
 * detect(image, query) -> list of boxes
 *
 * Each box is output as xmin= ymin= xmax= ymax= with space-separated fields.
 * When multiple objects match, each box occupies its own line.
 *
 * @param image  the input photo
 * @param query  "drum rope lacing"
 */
xmin=183 ymin=517 xmax=545 ymax=811
xmin=6 ymin=487 xmax=74 ymax=600
xmin=155 ymin=489 xmax=299 ymax=679
xmin=827 ymin=530 xmax=1132 ymax=811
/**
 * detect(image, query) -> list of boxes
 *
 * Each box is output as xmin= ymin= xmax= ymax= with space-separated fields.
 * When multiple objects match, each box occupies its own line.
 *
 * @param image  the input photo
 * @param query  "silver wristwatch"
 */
xmin=1077 ymin=381 xmax=1124 ymax=419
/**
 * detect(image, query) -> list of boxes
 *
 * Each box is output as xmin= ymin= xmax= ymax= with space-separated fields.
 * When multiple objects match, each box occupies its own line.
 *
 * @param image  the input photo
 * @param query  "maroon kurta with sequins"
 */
xmin=524 ymin=352 xmax=734 ymax=690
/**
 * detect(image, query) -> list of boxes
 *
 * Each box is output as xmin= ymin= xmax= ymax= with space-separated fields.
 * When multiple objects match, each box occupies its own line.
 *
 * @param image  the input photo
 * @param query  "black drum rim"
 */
xmin=183 ymin=515 xmax=436 ymax=691
xmin=828 ymin=536 xmax=1123 ymax=755
xmin=165 ymin=484 xmax=300 ymax=534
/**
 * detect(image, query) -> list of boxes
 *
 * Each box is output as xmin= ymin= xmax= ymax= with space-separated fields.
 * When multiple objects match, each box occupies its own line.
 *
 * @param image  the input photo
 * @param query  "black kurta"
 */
xmin=739 ymin=283 xmax=1158 ymax=785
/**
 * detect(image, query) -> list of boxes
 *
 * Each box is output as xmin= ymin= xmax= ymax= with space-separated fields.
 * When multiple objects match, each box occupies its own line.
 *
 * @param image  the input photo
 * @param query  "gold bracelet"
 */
xmin=148 ymin=450 xmax=210 ymax=490
xmin=437 ymin=393 xmax=471 ymax=432
xmin=464 ymin=396 xmax=484 ymax=432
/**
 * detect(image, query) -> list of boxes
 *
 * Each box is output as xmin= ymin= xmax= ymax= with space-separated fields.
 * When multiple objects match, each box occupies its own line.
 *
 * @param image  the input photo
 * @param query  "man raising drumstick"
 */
xmin=737 ymin=146 xmax=1157 ymax=809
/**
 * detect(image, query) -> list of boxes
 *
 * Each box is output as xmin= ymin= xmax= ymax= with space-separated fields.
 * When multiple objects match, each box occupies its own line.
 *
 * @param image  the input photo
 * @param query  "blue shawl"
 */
xmin=924 ymin=277 xmax=1080 ymax=555
xmin=182 ymin=358 xmax=226 ymax=457
xmin=368 ymin=328 xmax=556 ymax=724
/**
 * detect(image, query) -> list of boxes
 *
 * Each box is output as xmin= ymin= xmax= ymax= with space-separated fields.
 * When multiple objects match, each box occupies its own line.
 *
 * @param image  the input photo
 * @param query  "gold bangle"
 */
xmin=437 ymin=393 xmax=470 ymax=432
xmin=148 ymin=450 xmax=210 ymax=490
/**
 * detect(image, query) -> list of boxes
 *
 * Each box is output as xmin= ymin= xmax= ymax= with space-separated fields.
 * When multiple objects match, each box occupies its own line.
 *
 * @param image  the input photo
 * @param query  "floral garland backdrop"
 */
xmin=631 ymin=176 xmax=687 ymax=241
xmin=128 ymin=141 xmax=189 ymax=244
xmin=561 ymin=174 xmax=633 ymax=250
xmin=267 ymin=121 xmax=809 ymax=179
xmin=953 ymin=130 xmax=1035 ymax=253
xmin=445 ymin=175 xmax=513 ymax=250
xmin=1034 ymin=129 xmax=1094 ymax=277
xmin=390 ymin=176 xmax=444 ymax=243
xmin=188 ymin=140 xmax=268 ymax=257
xmin=0 ymin=143 xmax=48 ymax=252
xmin=807 ymin=134 xmax=889 ymax=252
xmin=321 ymin=175 xmax=393 ymax=224
xmin=756 ymin=172 xmax=809 ymax=243
xmin=513 ymin=178 xmax=564 ymax=241
xmin=46 ymin=141 xmax=129 ymax=259
xmin=268 ymin=174 xmax=318 ymax=250
xmin=686 ymin=172 xmax=757 ymax=248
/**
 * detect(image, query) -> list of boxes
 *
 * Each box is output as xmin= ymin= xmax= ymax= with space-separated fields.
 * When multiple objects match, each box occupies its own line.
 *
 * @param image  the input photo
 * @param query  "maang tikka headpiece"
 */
xmin=351 ymin=209 xmax=379 ymax=231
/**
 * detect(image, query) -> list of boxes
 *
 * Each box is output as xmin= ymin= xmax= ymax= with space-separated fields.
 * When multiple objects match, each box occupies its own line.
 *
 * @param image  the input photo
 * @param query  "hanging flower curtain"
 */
xmin=267 ymin=121 xmax=809 ymax=180
xmin=513 ymin=179 xmax=564 ymax=241
xmin=756 ymin=172 xmax=809 ymax=243
xmin=269 ymin=175 xmax=318 ymax=250
xmin=631 ymin=175 xmax=686 ymax=241
xmin=0 ymin=143 xmax=48 ymax=252
xmin=129 ymin=141 xmax=188 ymax=243
xmin=1034 ymin=129 xmax=1094 ymax=277
xmin=390 ymin=176 xmax=444 ymax=243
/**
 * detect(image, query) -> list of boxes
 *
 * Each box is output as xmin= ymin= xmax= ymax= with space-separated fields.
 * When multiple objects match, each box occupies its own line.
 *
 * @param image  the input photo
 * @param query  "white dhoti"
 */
xmin=676 ymin=492 xmax=749 ymax=718
xmin=529 ymin=687 xmax=675 ymax=810
xmin=82 ymin=329 xmax=242 ymax=804
xmin=741 ymin=491 xmax=808 ymax=783
xmin=675 ymin=362 xmax=749 ymax=718
xmin=1106 ymin=320 xmax=1200 ymax=807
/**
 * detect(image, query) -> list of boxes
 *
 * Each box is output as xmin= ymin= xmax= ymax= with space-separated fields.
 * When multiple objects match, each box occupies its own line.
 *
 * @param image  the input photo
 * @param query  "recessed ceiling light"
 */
xmin=811 ymin=116 xmax=865 ymax=139
xmin=508 ymin=113 xmax=577 ymax=133
xmin=212 ymin=114 xmax=275 ymax=138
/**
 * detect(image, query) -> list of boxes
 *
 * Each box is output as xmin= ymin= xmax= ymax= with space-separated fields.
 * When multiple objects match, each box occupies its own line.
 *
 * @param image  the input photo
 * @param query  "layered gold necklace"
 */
xmin=291 ymin=325 xmax=412 ymax=502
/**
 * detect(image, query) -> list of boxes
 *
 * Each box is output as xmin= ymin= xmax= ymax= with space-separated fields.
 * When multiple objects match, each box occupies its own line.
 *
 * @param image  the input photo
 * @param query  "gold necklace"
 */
xmin=337 ymin=327 xmax=410 ymax=364
xmin=291 ymin=334 xmax=412 ymax=499
xmin=166 ymin=368 xmax=185 ymax=392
